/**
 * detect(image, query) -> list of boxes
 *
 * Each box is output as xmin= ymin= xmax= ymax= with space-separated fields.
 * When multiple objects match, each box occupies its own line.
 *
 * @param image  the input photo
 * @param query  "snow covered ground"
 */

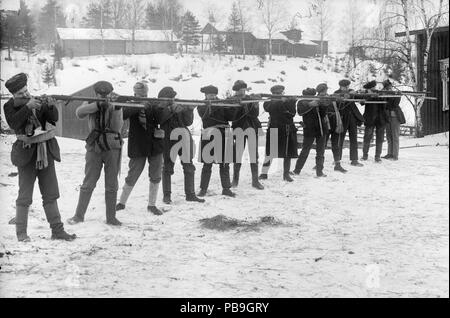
xmin=1 ymin=51 xmax=448 ymax=298
xmin=0 ymin=132 xmax=448 ymax=297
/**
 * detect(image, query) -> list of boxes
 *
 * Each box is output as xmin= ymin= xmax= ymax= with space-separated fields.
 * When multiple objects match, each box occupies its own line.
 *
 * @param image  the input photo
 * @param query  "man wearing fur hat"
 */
xmin=293 ymin=88 xmax=328 ymax=177
xmin=115 ymin=82 xmax=165 ymax=215
xmin=228 ymin=80 xmax=264 ymax=190
xmin=259 ymin=85 xmax=298 ymax=182
xmin=334 ymin=79 xmax=365 ymax=167
xmin=319 ymin=83 xmax=348 ymax=173
xmin=3 ymin=72 xmax=76 ymax=241
xmin=361 ymin=80 xmax=389 ymax=162
xmin=197 ymin=85 xmax=235 ymax=197
xmin=382 ymin=79 xmax=405 ymax=160
xmin=156 ymin=87 xmax=205 ymax=204
xmin=68 ymin=81 xmax=124 ymax=226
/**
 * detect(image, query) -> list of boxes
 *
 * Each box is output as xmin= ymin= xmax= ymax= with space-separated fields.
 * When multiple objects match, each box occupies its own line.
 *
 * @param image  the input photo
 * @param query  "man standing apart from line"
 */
xmin=115 ymin=82 xmax=165 ymax=215
xmin=197 ymin=85 xmax=236 ymax=198
xmin=334 ymin=79 xmax=365 ymax=167
xmin=68 ymin=81 xmax=124 ymax=226
xmin=3 ymin=73 xmax=76 ymax=241
xmin=259 ymin=85 xmax=298 ymax=182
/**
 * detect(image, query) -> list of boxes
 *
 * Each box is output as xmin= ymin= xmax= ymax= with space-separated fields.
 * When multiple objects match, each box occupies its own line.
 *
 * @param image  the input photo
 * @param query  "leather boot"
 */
xmin=251 ymin=163 xmax=264 ymax=190
xmin=15 ymin=205 xmax=30 ymax=242
xmin=105 ymin=191 xmax=121 ymax=226
xmin=69 ymin=189 xmax=93 ymax=224
xmin=231 ymin=163 xmax=241 ymax=188
xmin=44 ymin=201 xmax=76 ymax=241
xmin=162 ymin=172 xmax=172 ymax=204
xmin=334 ymin=162 xmax=348 ymax=173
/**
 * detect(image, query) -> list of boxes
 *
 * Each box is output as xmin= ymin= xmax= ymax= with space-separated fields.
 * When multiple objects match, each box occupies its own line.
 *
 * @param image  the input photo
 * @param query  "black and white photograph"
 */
xmin=0 ymin=0 xmax=448 ymax=300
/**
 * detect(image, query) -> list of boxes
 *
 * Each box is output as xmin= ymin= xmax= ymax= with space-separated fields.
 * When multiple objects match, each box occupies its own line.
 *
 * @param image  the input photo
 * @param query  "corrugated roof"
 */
xmin=56 ymin=28 xmax=179 ymax=42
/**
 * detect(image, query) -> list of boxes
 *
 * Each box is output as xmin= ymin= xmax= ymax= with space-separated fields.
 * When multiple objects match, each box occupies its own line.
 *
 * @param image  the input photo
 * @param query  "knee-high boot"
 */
xmin=44 ymin=201 xmax=76 ymax=241
xmin=250 ymin=163 xmax=264 ymax=190
xmin=105 ymin=191 xmax=121 ymax=226
xmin=15 ymin=205 xmax=30 ymax=242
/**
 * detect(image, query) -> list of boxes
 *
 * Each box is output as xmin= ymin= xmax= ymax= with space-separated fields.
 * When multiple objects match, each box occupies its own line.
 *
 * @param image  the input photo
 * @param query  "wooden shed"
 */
xmin=56 ymin=28 xmax=179 ymax=57
xmin=396 ymin=26 xmax=449 ymax=135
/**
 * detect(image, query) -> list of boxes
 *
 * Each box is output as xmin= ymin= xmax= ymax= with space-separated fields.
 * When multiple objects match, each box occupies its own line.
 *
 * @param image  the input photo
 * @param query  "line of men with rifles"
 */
xmin=3 ymin=72 xmax=405 ymax=242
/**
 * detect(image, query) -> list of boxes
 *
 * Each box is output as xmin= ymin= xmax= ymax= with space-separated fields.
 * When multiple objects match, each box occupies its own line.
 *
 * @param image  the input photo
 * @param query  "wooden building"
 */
xmin=396 ymin=26 xmax=449 ymax=135
xmin=56 ymin=28 xmax=179 ymax=57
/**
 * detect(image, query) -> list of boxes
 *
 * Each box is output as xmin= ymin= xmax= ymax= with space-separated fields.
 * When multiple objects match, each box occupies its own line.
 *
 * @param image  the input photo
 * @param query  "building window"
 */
xmin=440 ymin=58 xmax=449 ymax=111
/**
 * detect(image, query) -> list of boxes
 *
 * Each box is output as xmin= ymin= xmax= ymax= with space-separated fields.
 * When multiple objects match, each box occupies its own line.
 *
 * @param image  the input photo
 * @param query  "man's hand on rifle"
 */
xmin=26 ymin=97 xmax=42 ymax=110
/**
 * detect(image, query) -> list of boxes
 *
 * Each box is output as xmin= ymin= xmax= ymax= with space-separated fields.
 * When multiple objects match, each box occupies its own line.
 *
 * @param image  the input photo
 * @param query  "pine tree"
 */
xmin=181 ymin=10 xmax=201 ymax=53
xmin=18 ymin=1 xmax=36 ymax=62
xmin=212 ymin=34 xmax=226 ymax=54
xmin=38 ymin=0 xmax=66 ymax=47
xmin=42 ymin=64 xmax=56 ymax=87
xmin=1 ymin=14 xmax=20 ymax=60
xmin=81 ymin=0 xmax=113 ymax=29
xmin=228 ymin=2 xmax=241 ymax=32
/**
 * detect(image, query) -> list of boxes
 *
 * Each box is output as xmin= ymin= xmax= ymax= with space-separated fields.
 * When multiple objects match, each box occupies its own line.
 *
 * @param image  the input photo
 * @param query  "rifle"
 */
xmin=0 ymin=94 xmax=258 ymax=108
xmin=376 ymin=90 xmax=437 ymax=100
xmin=259 ymin=93 xmax=387 ymax=104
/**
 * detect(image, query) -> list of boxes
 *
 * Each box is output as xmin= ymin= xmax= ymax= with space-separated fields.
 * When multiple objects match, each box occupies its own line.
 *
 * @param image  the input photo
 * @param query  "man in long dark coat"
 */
xmin=293 ymin=88 xmax=328 ymax=177
xmin=229 ymin=80 xmax=264 ymax=190
xmin=361 ymin=80 xmax=389 ymax=162
xmin=115 ymin=82 xmax=165 ymax=215
xmin=156 ymin=87 xmax=205 ymax=204
xmin=4 ymin=73 xmax=76 ymax=241
xmin=259 ymin=85 xmax=298 ymax=182
xmin=334 ymin=79 xmax=365 ymax=167
xmin=382 ymin=79 xmax=405 ymax=161
xmin=197 ymin=85 xmax=235 ymax=197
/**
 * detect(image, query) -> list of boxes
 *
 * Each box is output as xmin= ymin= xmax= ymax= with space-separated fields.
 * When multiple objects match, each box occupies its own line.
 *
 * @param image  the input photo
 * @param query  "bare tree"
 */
xmin=256 ymin=0 xmax=287 ymax=60
xmin=124 ymin=0 xmax=146 ymax=54
xmin=110 ymin=0 xmax=127 ymax=28
xmin=380 ymin=0 xmax=448 ymax=137
xmin=237 ymin=0 xmax=252 ymax=59
xmin=310 ymin=0 xmax=332 ymax=63
xmin=345 ymin=0 xmax=365 ymax=68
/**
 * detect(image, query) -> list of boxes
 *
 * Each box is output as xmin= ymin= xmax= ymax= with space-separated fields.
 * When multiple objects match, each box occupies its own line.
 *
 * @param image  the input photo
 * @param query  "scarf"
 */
xmin=332 ymin=101 xmax=344 ymax=134
xmin=16 ymin=123 xmax=56 ymax=170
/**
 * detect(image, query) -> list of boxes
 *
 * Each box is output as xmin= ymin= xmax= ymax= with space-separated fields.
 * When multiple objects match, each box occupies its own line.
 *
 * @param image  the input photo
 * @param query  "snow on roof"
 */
xmin=56 ymin=28 xmax=179 ymax=42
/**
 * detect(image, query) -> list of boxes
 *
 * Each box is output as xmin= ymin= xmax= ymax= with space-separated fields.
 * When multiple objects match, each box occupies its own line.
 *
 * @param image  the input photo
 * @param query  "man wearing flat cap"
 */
xmin=260 ymin=85 xmax=298 ymax=182
xmin=361 ymin=80 xmax=389 ymax=162
xmin=334 ymin=79 xmax=365 ymax=167
xmin=293 ymin=88 xmax=328 ymax=177
xmin=116 ymin=81 xmax=165 ymax=215
xmin=68 ymin=80 xmax=124 ymax=226
xmin=3 ymin=72 xmax=76 ymax=241
xmin=197 ymin=85 xmax=235 ymax=198
xmin=155 ymin=87 xmax=205 ymax=204
xmin=228 ymin=80 xmax=264 ymax=190
xmin=382 ymin=79 xmax=405 ymax=161
xmin=318 ymin=83 xmax=348 ymax=173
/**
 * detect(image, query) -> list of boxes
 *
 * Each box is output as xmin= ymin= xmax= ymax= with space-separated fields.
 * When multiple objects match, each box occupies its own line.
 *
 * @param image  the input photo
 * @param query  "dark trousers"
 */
xmin=340 ymin=115 xmax=359 ymax=162
xmin=233 ymin=133 xmax=259 ymax=180
xmin=325 ymin=131 xmax=342 ymax=163
xmin=162 ymin=153 xmax=196 ymax=196
xmin=17 ymin=157 xmax=60 ymax=207
xmin=295 ymin=135 xmax=326 ymax=174
xmin=200 ymin=163 xmax=231 ymax=191
xmin=16 ymin=157 xmax=62 ymax=226
xmin=363 ymin=124 xmax=386 ymax=159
